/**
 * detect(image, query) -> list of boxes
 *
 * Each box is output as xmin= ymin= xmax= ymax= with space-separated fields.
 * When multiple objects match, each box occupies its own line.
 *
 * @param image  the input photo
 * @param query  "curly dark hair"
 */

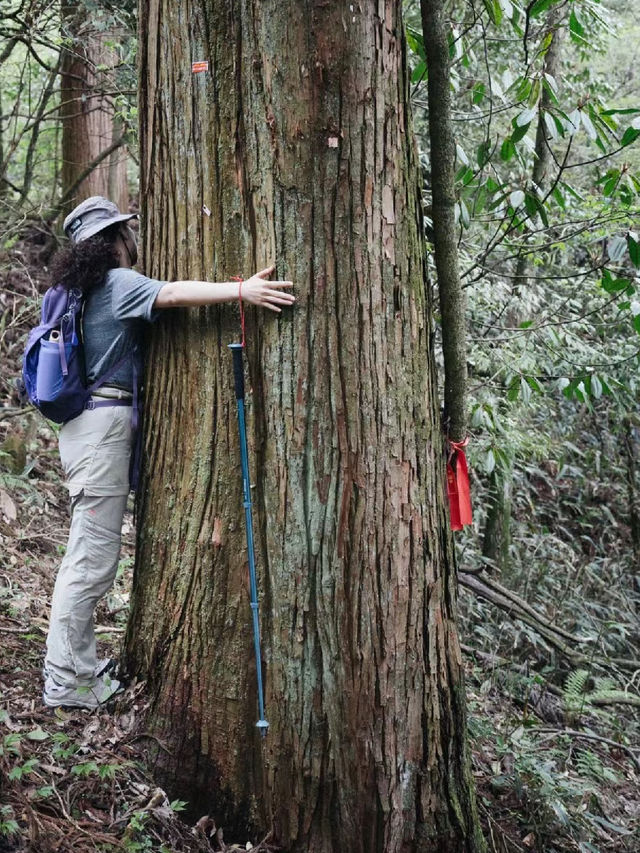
xmin=49 ymin=222 xmax=122 ymax=293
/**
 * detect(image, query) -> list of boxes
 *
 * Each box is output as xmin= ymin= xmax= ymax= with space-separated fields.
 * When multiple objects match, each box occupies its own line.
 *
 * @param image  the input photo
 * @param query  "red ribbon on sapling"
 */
xmin=446 ymin=437 xmax=472 ymax=531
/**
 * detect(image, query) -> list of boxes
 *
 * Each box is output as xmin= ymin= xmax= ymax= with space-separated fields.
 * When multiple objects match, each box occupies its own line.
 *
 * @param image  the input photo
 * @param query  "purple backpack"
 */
xmin=22 ymin=284 xmax=131 ymax=424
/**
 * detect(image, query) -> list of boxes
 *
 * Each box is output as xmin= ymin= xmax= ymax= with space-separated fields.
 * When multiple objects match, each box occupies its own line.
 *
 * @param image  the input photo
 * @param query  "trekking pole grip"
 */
xmin=229 ymin=343 xmax=245 ymax=400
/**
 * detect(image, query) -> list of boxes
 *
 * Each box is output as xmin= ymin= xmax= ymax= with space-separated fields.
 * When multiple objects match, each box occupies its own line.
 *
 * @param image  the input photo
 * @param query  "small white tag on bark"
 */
xmin=202 ymin=205 xmax=211 ymax=217
xmin=327 ymin=136 xmax=339 ymax=148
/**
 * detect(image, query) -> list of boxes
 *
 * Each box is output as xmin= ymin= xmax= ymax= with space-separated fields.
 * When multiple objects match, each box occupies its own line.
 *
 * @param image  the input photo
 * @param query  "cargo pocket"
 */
xmin=59 ymin=407 xmax=132 ymax=496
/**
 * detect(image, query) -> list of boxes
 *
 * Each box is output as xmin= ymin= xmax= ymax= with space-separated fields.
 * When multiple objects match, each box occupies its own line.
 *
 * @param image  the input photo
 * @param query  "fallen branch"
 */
xmin=459 ymin=570 xmax=640 ymax=672
xmin=534 ymin=727 xmax=640 ymax=774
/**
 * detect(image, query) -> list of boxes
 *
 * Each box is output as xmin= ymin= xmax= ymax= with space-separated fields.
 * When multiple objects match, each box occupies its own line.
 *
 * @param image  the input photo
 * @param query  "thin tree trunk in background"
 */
xmin=482 ymin=451 xmax=514 ymax=576
xmin=0 ymin=88 xmax=5 ymax=201
xmin=126 ymin=1 xmax=483 ymax=851
xmin=484 ymin=11 xmax=565 ymax=572
xmin=0 ymin=37 xmax=18 ymax=199
xmin=19 ymin=55 xmax=62 ymax=206
xmin=420 ymin=0 xmax=467 ymax=443
xmin=623 ymin=417 xmax=640 ymax=575
xmin=59 ymin=1 xmax=128 ymax=213
xmin=513 ymin=9 xmax=565 ymax=290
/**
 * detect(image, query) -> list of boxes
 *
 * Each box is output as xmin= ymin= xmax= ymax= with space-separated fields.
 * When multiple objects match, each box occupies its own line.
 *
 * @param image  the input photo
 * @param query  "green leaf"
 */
xmin=580 ymin=110 xmax=597 ymax=140
xmin=511 ymin=122 xmax=530 ymax=143
xmin=619 ymin=182 xmax=634 ymax=207
xmin=601 ymin=108 xmax=640 ymax=116
xmin=567 ymin=109 xmax=581 ymax=134
xmin=543 ymin=111 xmax=558 ymax=141
xmin=482 ymin=0 xmax=502 ymax=26
xmin=529 ymin=0 xmax=556 ymax=16
xmin=514 ymin=77 xmax=532 ymax=101
xmin=524 ymin=192 xmax=538 ymax=218
xmin=476 ymin=141 xmax=492 ymax=168
xmin=536 ymin=195 xmax=549 ymax=227
xmin=35 ymin=786 xmax=54 ymax=799
xmin=26 ymin=728 xmax=49 ymax=742
xmin=473 ymin=185 xmax=488 ymax=213
xmin=608 ymin=235 xmax=628 ymax=262
xmin=528 ymin=78 xmax=541 ymax=107
xmin=602 ymin=170 xmax=620 ymax=196
xmin=599 ymin=377 xmax=613 ymax=396
xmin=472 ymin=81 xmax=486 ymax=105
xmin=552 ymin=113 xmax=567 ymax=137
xmin=628 ymin=233 xmax=640 ymax=268
xmin=551 ymin=800 xmax=571 ymax=827
xmin=594 ymin=132 xmax=608 ymax=154
xmin=516 ymin=106 xmax=537 ymax=127
xmin=485 ymin=448 xmax=496 ymax=474
xmin=471 ymin=406 xmax=484 ymax=428
xmin=621 ymin=126 xmax=640 ymax=148
xmin=459 ymin=199 xmax=471 ymax=228
xmin=411 ymin=60 xmax=427 ymax=84
xmin=456 ymin=143 xmax=469 ymax=166
xmin=601 ymin=269 xmax=630 ymax=293
xmin=569 ymin=10 xmax=587 ymax=45
xmin=525 ymin=375 xmax=543 ymax=394
xmin=406 ymin=27 xmax=426 ymax=60
xmin=500 ymin=138 xmax=516 ymax=161
xmin=574 ymin=381 xmax=586 ymax=403
xmin=456 ymin=166 xmax=475 ymax=186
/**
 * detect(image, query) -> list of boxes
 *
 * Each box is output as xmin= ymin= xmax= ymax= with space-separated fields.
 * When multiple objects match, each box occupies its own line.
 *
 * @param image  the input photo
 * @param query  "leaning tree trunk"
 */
xmin=59 ymin=1 xmax=128 ymax=212
xmin=125 ymin=1 xmax=483 ymax=851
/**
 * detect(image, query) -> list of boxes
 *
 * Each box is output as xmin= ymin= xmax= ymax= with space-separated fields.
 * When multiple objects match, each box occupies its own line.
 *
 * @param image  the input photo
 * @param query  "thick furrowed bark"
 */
xmin=126 ymin=2 xmax=483 ymax=850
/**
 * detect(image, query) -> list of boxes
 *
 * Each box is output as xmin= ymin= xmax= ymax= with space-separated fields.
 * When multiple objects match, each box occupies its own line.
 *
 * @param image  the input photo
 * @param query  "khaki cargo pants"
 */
xmin=45 ymin=401 xmax=133 ymax=687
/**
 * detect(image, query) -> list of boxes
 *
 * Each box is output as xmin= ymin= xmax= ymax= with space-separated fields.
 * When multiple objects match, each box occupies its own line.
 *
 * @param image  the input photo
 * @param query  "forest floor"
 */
xmin=1 ymin=235 xmax=639 ymax=852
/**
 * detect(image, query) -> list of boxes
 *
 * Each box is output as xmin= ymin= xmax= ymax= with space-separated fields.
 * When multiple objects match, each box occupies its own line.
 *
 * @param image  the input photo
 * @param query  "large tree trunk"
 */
xmin=59 ymin=1 xmax=128 ymax=212
xmin=126 ymin=1 xmax=483 ymax=851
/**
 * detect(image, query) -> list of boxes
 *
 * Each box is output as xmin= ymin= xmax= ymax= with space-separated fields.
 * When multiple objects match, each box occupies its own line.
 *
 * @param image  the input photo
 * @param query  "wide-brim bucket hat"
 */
xmin=63 ymin=196 xmax=138 ymax=243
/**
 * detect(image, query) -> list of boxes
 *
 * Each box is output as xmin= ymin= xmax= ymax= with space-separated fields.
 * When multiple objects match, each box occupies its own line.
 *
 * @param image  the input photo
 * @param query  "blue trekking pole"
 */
xmin=228 ymin=341 xmax=269 ymax=736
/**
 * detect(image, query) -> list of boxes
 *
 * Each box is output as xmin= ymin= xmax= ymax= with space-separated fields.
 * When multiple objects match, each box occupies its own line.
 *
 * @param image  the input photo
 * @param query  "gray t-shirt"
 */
xmin=83 ymin=268 xmax=165 ymax=392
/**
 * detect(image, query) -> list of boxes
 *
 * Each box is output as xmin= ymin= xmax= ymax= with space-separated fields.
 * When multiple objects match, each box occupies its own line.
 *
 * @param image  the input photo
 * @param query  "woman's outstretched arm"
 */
xmin=154 ymin=264 xmax=295 ymax=313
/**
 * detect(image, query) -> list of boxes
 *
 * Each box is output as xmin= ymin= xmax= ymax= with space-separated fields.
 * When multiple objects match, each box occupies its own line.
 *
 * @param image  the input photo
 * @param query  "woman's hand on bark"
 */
xmin=241 ymin=265 xmax=295 ymax=313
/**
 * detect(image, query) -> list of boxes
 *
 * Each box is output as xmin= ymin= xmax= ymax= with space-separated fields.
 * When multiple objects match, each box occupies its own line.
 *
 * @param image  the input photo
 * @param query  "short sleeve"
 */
xmin=109 ymin=269 xmax=166 ymax=322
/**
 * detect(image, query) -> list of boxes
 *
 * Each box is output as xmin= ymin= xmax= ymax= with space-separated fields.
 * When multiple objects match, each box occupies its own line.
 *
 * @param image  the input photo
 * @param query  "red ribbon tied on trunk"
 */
xmin=446 ymin=437 xmax=472 ymax=531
